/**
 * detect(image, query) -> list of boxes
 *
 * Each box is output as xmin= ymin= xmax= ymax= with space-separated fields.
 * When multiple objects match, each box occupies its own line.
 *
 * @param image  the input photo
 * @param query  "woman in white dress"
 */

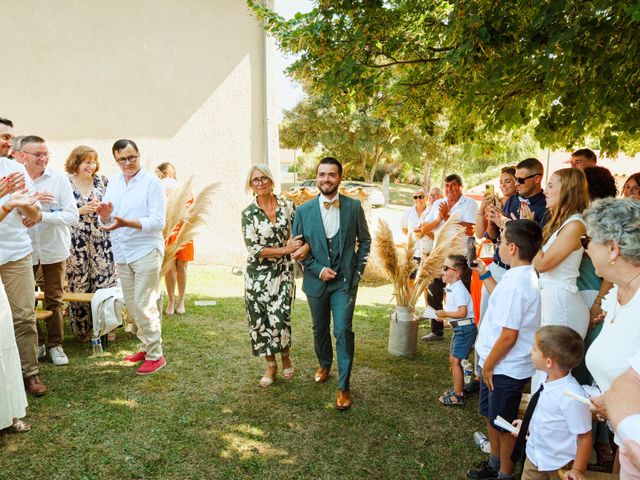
xmin=0 ymin=186 xmax=36 ymax=432
xmin=533 ymin=168 xmax=590 ymax=338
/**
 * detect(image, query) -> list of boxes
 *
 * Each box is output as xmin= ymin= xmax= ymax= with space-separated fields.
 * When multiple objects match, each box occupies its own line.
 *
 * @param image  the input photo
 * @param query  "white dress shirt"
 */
xmin=444 ymin=280 xmax=474 ymax=321
xmin=0 ymin=157 xmax=35 ymax=265
xmin=424 ymin=195 xmax=478 ymax=232
xmin=476 ymin=264 xmax=541 ymax=379
xmin=101 ymin=169 xmax=166 ymax=264
xmin=401 ymin=205 xmax=428 ymax=257
xmin=319 ymin=193 xmax=340 ymax=238
xmin=28 ymin=168 xmax=79 ymax=265
xmin=526 ymin=373 xmax=592 ymax=471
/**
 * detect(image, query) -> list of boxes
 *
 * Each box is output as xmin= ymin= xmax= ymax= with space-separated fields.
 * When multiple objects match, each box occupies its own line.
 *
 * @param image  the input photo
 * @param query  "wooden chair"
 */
xmin=35 ymin=292 xmax=94 ymax=303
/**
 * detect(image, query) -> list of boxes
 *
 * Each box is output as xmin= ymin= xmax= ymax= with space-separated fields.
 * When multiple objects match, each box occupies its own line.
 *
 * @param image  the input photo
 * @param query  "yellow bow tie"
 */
xmin=323 ymin=199 xmax=340 ymax=209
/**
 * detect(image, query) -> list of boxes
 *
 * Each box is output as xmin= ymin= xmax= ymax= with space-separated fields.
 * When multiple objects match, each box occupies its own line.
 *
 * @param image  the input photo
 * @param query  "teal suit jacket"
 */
xmin=292 ymin=194 xmax=371 ymax=297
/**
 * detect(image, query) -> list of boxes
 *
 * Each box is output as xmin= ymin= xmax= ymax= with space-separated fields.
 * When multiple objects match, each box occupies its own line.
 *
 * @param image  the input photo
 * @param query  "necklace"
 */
xmin=610 ymin=270 xmax=640 ymax=324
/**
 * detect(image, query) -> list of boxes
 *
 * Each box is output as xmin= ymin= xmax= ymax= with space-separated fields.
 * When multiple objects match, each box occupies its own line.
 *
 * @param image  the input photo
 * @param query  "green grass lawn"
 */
xmin=1 ymin=266 xmax=485 ymax=479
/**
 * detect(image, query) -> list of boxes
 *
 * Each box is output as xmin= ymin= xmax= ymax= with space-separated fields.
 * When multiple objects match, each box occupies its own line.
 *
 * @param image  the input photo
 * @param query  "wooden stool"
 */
xmin=36 ymin=310 xmax=53 ymax=321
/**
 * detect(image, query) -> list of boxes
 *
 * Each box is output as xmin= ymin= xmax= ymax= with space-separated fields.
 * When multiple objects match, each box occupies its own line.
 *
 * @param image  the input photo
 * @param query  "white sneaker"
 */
xmin=37 ymin=344 xmax=46 ymax=360
xmin=49 ymin=346 xmax=69 ymax=366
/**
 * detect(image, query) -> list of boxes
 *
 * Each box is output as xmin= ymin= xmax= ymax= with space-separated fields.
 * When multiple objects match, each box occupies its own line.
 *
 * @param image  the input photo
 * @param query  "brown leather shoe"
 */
xmin=24 ymin=374 xmax=47 ymax=397
xmin=314 ymin=367 xmax=330 ymax=383
xmin=336 ymin=389 xmax=352 ymax=410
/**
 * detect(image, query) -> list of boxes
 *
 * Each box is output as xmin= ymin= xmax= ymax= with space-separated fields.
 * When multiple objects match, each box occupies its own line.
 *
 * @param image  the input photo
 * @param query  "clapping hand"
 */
xmin=95 ymin=202 xmax=113 ymax=223
xmin=5 ymin=192 xmax=38 ymax=210
xmin=438 ymin=201 xmax=451 ymax=221
xmin=36 ymin=191 xmax=55 ymax=204
xmin=519 ymin=203 xmax=534 ymax=220
xmin=79 ymin=198 xmax=100 ymax=215
xmin=0 ymin=172 xmax=26 ymax=198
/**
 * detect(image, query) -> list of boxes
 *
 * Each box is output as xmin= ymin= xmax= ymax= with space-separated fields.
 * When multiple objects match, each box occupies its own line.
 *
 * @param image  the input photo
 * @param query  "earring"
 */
xmin=610 ymin=259 xmax=616 ymax=265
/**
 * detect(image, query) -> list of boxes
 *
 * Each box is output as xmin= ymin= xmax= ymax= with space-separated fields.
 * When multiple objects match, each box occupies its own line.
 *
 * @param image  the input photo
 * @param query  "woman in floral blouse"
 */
xmin=65 ymin=146 xmax=118 ymax=342
xmin=241 ymin=164 xmax=306 ymax=387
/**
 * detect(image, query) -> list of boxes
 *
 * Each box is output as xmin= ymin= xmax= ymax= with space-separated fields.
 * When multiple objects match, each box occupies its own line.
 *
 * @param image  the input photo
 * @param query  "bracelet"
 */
xmin=1 ymin=204 xmax=12 ymax=214
xmin=479 ymin=271 xmax=492 ymax=280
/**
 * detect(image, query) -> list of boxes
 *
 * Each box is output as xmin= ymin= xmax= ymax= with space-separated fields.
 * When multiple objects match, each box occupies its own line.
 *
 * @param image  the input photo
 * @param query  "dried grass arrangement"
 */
xmin=374 ymin=214 xmax=466 ymax=307
xmin=161 ymin=177 xmax=217 ymax=277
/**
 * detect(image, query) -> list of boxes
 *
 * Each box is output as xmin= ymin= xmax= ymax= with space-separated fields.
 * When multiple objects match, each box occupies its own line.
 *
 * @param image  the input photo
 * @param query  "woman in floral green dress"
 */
xmin=242 ymin=164 xmax=306 ymax=387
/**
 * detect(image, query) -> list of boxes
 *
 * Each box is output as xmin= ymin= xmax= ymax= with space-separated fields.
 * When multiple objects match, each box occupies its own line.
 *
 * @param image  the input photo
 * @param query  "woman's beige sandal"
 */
xmin=259 ymin=361 xmax=278 ymax=388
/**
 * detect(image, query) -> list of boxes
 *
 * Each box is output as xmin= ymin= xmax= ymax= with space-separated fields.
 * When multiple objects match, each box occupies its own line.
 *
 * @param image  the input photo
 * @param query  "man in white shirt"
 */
xmin=97 ymin=139 xmax=166 ymax=376
xmin=420 ymin=174 xmax=478 ymax=341
xmin=0 ymin=118 xmax=47 ymax=396
xmin=22 ymin=136 xmax=79 ymax=366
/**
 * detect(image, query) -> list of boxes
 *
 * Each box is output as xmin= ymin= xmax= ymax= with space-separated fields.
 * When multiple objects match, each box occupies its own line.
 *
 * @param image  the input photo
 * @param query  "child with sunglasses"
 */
xmin=436 ymin=254 xmax=476 ymax=406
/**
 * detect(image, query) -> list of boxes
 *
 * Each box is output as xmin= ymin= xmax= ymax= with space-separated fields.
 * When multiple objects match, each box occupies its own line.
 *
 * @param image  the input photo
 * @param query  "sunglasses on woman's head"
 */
xmin=580 ymin=235 xmax=591 ymax=249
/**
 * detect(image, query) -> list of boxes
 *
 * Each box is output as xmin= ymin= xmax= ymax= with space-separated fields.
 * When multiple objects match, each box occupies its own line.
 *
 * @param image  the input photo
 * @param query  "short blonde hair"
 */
xmin=245 ymin=163 xmax=274 ymax=195
xmin=156 ymin=162 xmax=177 ymax=179
xmin=65 ymin=146 xmax=100 ymax=175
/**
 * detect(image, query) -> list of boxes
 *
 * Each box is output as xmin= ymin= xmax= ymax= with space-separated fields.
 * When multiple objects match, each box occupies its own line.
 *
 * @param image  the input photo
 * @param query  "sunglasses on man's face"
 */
xmin=580 ymin=235 xmax=591 ymax=250
xmin=515 ymin=173 xmax=541 ymax=184
xmin=413 ymin=195 xmax=425 ymax=200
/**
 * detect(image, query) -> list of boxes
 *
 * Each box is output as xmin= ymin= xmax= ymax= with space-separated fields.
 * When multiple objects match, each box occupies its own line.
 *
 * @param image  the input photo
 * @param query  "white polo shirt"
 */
xmin=0 ymin=157 xmax=35 ymax=265
xmin=28 ymin=168 xmax=79 ymax=265
xmin=423 ymin=195 xmax=478 ymax=232
xmin=526 ymin=373 xmax=592 ymax=471
xmin=476 ymin=264 xmax=541 ymax=379
xmin=444 ymin=279 xmax=474 ymax=321
xmin=101 ymin=169 xmax=166 ymax=264
xmin=401 ymin=205 xmax=428 ymax=257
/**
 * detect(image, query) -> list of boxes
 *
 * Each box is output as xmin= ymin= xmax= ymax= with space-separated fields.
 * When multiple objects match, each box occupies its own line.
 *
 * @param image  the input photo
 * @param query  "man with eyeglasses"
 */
xmin=21 ymin=136 xmax=78 ymax=366
xmin=480 ymin=158 xmax=548 ymax=312
xmin=420 ymin=174 xmax=478 ymax=341
xmin=0 ymin=118 xmax=48 ymax=396
xmin=97 ymin=139 xmax=166 ymax=376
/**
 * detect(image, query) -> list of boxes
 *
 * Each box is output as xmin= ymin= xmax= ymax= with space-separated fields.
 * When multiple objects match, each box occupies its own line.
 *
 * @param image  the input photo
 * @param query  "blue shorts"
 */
xmin=450 ymin=323 xmax=477 ymax=360
xmin=478 ymin=367 xmax=529 ymax=432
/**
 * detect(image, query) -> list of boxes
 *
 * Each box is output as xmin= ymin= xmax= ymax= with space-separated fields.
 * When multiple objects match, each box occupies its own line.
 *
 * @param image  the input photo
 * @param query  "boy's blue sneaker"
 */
xmin=466 ymin=460 xmax=498 ymax=479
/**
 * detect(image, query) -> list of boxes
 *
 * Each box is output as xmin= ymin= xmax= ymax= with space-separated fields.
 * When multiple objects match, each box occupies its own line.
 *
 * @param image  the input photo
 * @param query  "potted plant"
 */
xmin=374 ymin=215 xmax=464 ymax=356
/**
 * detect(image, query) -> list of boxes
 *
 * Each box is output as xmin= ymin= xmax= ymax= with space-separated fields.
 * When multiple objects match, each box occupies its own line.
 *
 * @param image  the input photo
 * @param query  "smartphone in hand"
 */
xmin=466 ymin=237 xmax=478 ymax=267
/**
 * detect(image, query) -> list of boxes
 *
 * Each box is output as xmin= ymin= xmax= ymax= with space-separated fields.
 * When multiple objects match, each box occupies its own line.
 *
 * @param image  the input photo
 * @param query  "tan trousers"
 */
xmin=522 ymin=456 xmax=567 ymax=480
xmin=0 ymin=254 xmax=38 ymax=377
xmin=118 ymin=251 xmax=163 ymax=361
xmin=34 ymin=260 xmax=66 ymax=348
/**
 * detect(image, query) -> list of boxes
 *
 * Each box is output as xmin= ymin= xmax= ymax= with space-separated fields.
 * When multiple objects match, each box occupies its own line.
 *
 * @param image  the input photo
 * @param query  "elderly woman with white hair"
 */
xmin=583 ymin=198 xmax=640 ymax=471
xmin=241 ymin=164 xmax=307 ymax=387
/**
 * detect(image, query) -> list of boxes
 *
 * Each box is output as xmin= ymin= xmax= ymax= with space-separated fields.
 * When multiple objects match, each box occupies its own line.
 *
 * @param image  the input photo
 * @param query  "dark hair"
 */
xmin=500 ymin=166 xmax=516 ymax=177
xmin=0 ymin=117 xmax=14 ymax=128
xmin=444 ymin=174 xmax=463 ymax=185
xmin=583 ymin=166 xmax=617 ymax=200
xmin=536 ymin=325 xmax=584 ymax=371
xmin=572 ymin=148 xmax=597 ymax=163
xmin=317 ymin=156 xmax=342 ymax=176
xmin=447 ymin=254 xmax=472 ymax=291
xmin=21 ymin=135 xmax=46 ymax=146
xmin=516 ymin=158 xmax=544 ymax=174
xmin=504 ymin=219 xmax=542 ymax=261
xmin=623 ymin=172 xmax=640 ymax=193
xmin=112 ymin=139 xmax=139 ymax=156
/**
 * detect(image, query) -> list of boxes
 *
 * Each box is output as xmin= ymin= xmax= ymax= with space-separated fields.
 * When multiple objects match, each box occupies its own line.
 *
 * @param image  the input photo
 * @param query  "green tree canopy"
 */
xmin=250 ymin=0 xmax=640 ymax=155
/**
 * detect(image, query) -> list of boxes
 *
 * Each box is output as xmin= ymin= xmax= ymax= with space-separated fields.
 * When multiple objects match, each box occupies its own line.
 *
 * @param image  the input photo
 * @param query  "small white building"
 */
xmin=2 ymin=0 xmax=279 ymax=265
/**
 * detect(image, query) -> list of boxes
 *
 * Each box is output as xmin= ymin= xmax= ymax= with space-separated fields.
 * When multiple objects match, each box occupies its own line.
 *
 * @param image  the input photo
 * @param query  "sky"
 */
xmin=273 ymin=0 xmax=313 ymax=118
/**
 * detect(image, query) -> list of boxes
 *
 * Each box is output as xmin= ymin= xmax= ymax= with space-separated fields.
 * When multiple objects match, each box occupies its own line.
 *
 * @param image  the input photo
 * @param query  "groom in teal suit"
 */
xmin=292 ymin=157 xmax=371 ymax=410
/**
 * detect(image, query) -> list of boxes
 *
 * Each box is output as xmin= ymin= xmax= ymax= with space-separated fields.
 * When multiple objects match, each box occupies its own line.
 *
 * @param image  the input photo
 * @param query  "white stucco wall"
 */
xmin=1 ymin=0 xmax=278 ymax=265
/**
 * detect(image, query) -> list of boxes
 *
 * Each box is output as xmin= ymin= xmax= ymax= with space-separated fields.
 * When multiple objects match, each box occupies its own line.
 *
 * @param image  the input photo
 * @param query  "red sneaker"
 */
xmin=123 ymin=351 xmax=146 ymax=363
xmin=136 ymin=357 xmax=167 ymax=375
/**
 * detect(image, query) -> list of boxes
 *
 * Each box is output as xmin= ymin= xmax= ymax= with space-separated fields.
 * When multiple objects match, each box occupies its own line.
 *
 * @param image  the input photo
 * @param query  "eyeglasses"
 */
xmin=442 ymin=265 xmax=458 ymax=273
xmin=580 ymin=235 xmax=591 ymax=249
xmin=515 ymin=173 xmax=541 ymax=184
xmin=115 ymin=155 xmax=139 ymax=165
xmin=413 ymin=195 xmax=425 ymax=200
xmin=251 ymin=176 xmax=270 ymax=185
xmin=23 ymin=151 xmax=50 ymax=159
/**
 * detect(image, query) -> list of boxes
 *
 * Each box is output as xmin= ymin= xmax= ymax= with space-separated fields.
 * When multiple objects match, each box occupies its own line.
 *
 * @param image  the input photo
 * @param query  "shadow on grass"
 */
xmin=1 ymin=288 xmax=485 ymax=479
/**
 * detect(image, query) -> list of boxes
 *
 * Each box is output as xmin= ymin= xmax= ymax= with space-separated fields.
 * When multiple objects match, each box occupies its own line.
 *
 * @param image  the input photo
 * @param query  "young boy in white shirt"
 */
xmin=436 ymin=254 xmax=476 ymax=406
xmin=468 ymin=219 xmax=542 ymax=480
xmin=512 ymin=325 xmax=592 ymax=480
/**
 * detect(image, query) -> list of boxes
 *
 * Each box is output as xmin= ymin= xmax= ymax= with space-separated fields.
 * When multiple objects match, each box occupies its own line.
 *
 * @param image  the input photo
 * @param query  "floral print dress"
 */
xmin=241 ymin=195 xmax=295 ymax=357
xmin=66 ymin=174 xmax=118 ymax=338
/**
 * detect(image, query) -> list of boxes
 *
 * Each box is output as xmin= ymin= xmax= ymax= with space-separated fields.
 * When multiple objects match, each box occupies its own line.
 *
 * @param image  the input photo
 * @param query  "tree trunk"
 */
xmin=423 ymin=158 xmax=432 ymax=191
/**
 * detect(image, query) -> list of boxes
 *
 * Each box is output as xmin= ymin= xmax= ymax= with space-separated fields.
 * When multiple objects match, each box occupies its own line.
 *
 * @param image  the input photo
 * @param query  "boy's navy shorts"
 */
xmin=478 ymin=367 xmax=530 ymax=432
